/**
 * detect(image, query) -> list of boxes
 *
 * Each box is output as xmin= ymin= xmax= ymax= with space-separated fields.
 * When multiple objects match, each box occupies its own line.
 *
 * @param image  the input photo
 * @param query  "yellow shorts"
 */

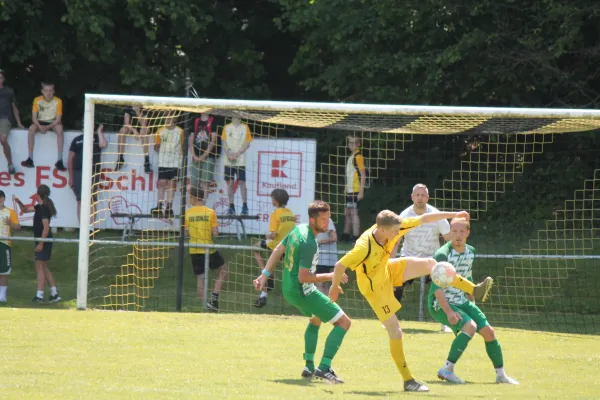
xmin=357 ymin=258 xmax=407 ymax=322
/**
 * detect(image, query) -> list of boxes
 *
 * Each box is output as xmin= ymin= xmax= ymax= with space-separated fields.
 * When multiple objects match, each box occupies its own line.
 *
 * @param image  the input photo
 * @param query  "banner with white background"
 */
xmin=0 ymin=129 xmax=316 ymax=235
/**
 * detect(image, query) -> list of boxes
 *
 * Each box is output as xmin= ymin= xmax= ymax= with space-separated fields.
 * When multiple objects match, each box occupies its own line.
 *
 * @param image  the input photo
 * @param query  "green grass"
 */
xmin=1 ymin=309 xmax=599 ymax=399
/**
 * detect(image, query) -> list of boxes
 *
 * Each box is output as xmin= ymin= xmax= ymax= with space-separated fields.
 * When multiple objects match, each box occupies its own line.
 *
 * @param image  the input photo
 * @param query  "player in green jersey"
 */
xmin=428 ymin=217 xmax=518 ymax=385
xmin=253 ymin=200 xmax=351 ymax=384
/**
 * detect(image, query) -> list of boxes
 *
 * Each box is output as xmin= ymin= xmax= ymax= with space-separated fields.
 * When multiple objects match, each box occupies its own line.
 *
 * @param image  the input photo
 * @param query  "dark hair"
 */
xmin=0 ymin=190 xmax=5 ymax=199
xmin=41 ymin=81 xmax=54 ymax=89
xmin=37 ymin=184 xmax=57 ymax=217
xmin=270 ymin=189 xmax=289 ymax=207
xmin=308 ymin=200 xmax=330 ymax=218
xmin=190 ymin=187 xmax=204 ymax=201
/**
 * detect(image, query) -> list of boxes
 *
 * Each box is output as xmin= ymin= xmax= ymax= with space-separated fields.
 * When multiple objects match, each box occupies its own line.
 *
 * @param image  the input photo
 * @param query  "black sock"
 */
xmin=229 ymin=203 xmax=234 ymax=208
xmin=144 ymin=155 xmax=150 ymax=163
xmin=119 ymin=154 xmax=125 ymax=162
xmin=212 ymin=292 xmax=219 ymax=301
xmin=167 ymin=202 xmax=173 ymax=211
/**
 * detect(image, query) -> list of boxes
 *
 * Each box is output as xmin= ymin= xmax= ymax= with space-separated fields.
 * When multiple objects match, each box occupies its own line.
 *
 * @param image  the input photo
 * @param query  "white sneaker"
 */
xmin=441 ymin=324 xmax=452 ymax=333
xmin=438 ymin=367 xmax=465 ymax=384
xmin=496 ymin=375 xmax=519 ymax=384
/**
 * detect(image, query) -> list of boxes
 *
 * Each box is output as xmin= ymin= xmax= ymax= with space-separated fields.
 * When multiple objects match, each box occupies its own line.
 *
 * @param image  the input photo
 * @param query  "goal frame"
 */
xmin=76 ymin=93 xmax=600 ymax=310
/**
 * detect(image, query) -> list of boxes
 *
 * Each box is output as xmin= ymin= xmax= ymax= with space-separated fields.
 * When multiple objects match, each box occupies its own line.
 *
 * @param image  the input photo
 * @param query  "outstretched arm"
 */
xmin=13 ymin=197 xmax=35 ymax=213
xmin=420 ymin=211 xmax=469 ymax=224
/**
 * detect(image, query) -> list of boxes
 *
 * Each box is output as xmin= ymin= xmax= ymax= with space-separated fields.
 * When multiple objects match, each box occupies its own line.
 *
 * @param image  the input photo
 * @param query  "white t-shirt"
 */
xmin=398 ymin=204 xmax=450 ymax=257
xmin=155 ymin=126 xmax=184 ymax=168
xmin=222 ymin=122 xmax=252 ymax=167
xmin=316 ymin=218 xmax=337 ymax=266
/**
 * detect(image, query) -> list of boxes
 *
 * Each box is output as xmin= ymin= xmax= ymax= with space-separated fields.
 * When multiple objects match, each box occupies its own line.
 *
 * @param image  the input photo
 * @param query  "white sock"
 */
xmin=0 ymin=285 xmax=7 ymax=300
xmin=495 ymin=367 xmax=505 ymax=377
xmin=37 ymin=290 xmax=44 ymax=299
xmin=444 ymin=360 xmax=455 ymax=371
xmin=260 ymin=291 xmax=268 ymax=298
xmin=50 ymin=286 xmax=58 ymax=296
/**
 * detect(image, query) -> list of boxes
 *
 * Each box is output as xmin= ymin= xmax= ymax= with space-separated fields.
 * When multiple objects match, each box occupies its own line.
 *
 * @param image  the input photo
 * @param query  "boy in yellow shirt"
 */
xmin=0 ymin=190 xmax=22 ymax=303
xmin=252 ymin=189 xmax=296 ymax=308
xmin=185 ymin=187 xmax=227 ymax=311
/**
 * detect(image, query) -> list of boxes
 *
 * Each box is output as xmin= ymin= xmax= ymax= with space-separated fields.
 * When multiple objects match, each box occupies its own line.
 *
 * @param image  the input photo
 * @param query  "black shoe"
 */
xmin=314 ymin=367 xmax=344 ymax=384
xmin=164 ymin=208 xmax=174 ymax=219
xmin=144 ymin=161 xmax=152 ymax=174
xmin=241 ymin=204 xmax=249 ymax=215
xmin=227 ymin=206 xmax=235 ymax=216
xmin=150 ymin=207 xmax=163 ymax=218
xmin=55 ymin=160 xmax=66 ymax=171
xmin=301 ymin=367 xmax=314 ymax=379
xmin=32 ymin=296 xmax=44 ymax=303
xmin=49 ymin=294 xmax=62 ymax=303
xmin=404 ymin=379 xmax=429 ymax=392
xmin=21 ymin=158 xmax=35 ymax=168
xmin=253 ymin=297 xmax=267 ymax=308
xmin=206 ymin=299 xmax=219 ymax=312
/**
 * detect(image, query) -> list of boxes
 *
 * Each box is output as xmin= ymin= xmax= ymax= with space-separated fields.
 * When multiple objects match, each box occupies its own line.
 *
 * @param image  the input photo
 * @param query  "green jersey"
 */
xmin=428 ymin=242 xmax=476 ymax=311
xmin=281 ymin=224 xmax=319 ymax=298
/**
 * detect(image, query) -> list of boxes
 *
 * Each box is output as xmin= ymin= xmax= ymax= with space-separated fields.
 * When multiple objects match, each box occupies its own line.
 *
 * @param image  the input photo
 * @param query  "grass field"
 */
xmin=1 ymin=309 xmax=599 ymax=399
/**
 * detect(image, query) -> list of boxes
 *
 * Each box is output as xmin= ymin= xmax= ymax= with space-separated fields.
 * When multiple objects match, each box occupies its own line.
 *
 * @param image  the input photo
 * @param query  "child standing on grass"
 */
xmin=429 ymin=217 xmax=518 ymax=385
xmin=15 ymin=185 xmax=61 ymax=303
xmin=252 ymin=189 xmax=296 ymax=308
xmin=0 ymin=190 xmax=22 ymax=303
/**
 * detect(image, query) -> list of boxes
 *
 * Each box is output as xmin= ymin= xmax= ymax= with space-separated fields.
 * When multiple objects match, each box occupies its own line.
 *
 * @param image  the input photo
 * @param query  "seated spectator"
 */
xmin=21 ymin=82 xmax=66 ymax=171
xmin=115 ymin=104 xmax=152 ymax=174
xmin=0 ymin=69 xmax=24 ymax=175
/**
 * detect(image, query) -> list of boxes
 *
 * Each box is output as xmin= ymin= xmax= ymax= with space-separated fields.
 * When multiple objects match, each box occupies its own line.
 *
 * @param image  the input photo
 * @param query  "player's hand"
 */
xmin=455 ymin=211 xmax=469 ymax=221
xmin=35 ymin=243 xmax=43 ymax=252
xmin=329 ymin=285 xmax=343 ymax=301
xmin=357 ymin=191 xmax=364 ymax=201
xmin=341 ymin=273 xmax=349 ymax=284
xmin=253 ymin=274 xmax=267 ymax=291
xmin=446 ymin=311 xmax=462 ymax=325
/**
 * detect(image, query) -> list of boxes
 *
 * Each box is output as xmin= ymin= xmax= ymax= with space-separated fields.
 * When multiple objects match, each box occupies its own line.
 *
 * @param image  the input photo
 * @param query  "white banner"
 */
xmin=0 ymin=129 xmax=316 ymax=235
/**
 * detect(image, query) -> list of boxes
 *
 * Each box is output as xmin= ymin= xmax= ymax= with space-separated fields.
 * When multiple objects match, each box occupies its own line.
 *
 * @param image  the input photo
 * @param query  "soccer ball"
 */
xmin=431 ymin=262 xmax=456 ymax=288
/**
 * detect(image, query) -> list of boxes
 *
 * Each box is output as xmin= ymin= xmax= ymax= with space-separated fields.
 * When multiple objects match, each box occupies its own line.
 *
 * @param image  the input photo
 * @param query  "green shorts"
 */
xmin=0 ymin=242 xmax=12 ymax=275
xmin=285 ymin=289 xmax=344 ymax=324
xmin=0 ymin=118 xmax=11 ymax=137
xmin=190 ymin=157 xmax=216 ymax=188
xmin=429 ymin=300 xmax=489 ymax=335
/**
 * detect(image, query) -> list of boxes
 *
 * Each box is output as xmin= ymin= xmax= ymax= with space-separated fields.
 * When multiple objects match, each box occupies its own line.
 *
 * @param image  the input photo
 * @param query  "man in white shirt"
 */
xmin=315 ymin=218 xmax=338 ymax=294
xmin=222 ymin=116 xmax=252 ymax=215
xmin=397 ymin=183 xmax=452 ymax=332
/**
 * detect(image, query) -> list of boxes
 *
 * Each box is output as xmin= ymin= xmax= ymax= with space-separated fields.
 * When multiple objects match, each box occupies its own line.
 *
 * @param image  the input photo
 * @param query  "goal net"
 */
xmin=78 ymin=95 xmax=600 ymax=334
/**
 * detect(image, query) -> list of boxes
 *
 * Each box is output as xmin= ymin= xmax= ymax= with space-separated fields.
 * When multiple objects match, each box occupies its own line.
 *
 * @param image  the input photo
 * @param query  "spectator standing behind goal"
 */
xmin=252 ymin=189 xmax=296 ymax=308
xmin=341 ymin=136 xmax=366 ymax=242
xmin=15 ymin=185 xmax=61 ymax=303
xmin=189 ymin=113 xmax=217 ymax=198
xmin=185 ymin=187 xmax=227 ymax=312
xmin=315 ymin=218 xmax=337 ymax=295
xmin=396 ymin=183 xmax=452 ymax=333
xmin=68 ymin=124 xmax=108 ymax=229
xmin=222 ymin=116 xmax=252 ymax=215
xmin=152 ymin=113 xmax=184 ymax=218
xmin=0 ymin=69 xmax=25 ymax=174
xmin=115 ymin=104 xmax=152 ymax=174
xmin=21 ymin=82 xmax=66 ymax=171
xmin=0 ymin=190 xmax=22 ymax=303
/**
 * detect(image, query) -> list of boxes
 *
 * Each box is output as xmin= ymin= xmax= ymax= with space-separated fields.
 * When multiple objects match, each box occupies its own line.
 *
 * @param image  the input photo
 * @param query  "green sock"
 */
xmin=447 ymin=332 xmax=472 ymax=363
xmin=318 ymin=325 xmax=347 ymax=371
xmin=485 ymin=339 xmax=504 ymax=368
xmin=304 ymin=323 xmax=320 ymax=371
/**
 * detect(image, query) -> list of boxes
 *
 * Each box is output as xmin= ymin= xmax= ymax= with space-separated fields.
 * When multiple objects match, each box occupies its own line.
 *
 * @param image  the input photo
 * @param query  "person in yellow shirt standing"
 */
xmin=342 ymin=136 xmax=366 ymax=242
xmin=0 ymin=190 xmax=22 ymax=303
xmin=222 ymin=116 xmax=252 ymax=215
xmin=185 ymin=187 xmax=227 ymax=311
xmin=252 ymin=189 xmax=296 ymax=308
xmin=21 ymin=82 xmax=66 ymax=171
xmin=330 ymin=209 xmax=494 ymax=393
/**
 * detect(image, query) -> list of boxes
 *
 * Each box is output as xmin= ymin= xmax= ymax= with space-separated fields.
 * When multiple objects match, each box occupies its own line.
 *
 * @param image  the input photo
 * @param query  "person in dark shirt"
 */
xmin=68 ymin=124 xmax=108 ymax=227
xmin=14 ymin=185 xmax=61 ymax=303
xmin=189 ymin=114 xmax=217 ymax=199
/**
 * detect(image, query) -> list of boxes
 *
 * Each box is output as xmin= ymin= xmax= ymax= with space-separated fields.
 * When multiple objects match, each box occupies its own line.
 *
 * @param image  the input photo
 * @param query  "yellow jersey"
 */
xmin=185 ymin=205 xmax=218 ymax=254
xmin=221 ymin=122 xmax=252 ymax=167
xmin=338 ymin=217 xmax=421 ymax=289
xmin=268 ymin=207 xmax=296 ymax=250
xmin=345 ymin=149 xmax=365 ymax=193
xmin=0 ymin=207 xmax=19 ymax=247
xmin=32 ymin=96 xmax=63 ymax=122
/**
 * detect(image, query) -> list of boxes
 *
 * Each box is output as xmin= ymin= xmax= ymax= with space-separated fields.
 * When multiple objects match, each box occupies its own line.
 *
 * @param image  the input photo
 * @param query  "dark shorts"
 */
xmin=158 ymin=167 xmax=179 ymax=180
xmin=316 ymin=264 xmax=333 ymax=274
xmin=191 ymin=251 xmax=225 ymax=275
xmin=0 ymin=243 xmax=12 ymax=275
xmin=224 ymin=166 xmax=246 ymax=182
xmin=34 ymin=242 xmax=53 ymax=262
xmin=73 ymin=170 xmax=100 ymax=202
xmin=39 ymin=121 xmax=53 ymax=126
xmin=345 ymin=192 xmax=361 ymax=209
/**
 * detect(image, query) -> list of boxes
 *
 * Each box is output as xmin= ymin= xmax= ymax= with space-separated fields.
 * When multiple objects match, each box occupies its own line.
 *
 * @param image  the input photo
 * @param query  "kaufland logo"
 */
xmin=257 ymin=151 xmax=302 ymax=197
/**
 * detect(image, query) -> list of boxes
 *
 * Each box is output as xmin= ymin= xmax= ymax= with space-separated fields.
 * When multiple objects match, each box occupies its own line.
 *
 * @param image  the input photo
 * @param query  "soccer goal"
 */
xmin=77 ymin=94 xmax=600 ymax=334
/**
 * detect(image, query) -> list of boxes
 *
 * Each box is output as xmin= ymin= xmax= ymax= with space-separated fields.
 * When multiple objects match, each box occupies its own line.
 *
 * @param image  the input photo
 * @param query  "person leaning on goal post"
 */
xmin=329 ymin=209 xmax=494 ymax=392
xmin=185 ymin=187 xmax=227 ymax=312
xmin=253 ymin=200 xmax=351 ymax=384
xmin=252 ymin=188 xmax=296 ymax=308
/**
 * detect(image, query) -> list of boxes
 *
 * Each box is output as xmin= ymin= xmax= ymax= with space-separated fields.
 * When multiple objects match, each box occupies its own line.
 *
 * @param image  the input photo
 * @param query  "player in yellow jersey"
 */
xmin=330 ymin=209 xmax=494 ymax=393
xmin=0 ymin=190 xmax=22 ymax=303
xmin=253 ymin=189 xmax=296 ymax=308
xmin=185 ymin=187 xmax=227 ymax=311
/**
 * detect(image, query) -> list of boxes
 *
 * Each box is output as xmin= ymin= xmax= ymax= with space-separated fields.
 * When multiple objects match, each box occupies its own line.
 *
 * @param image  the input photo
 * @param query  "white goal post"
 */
xmin=76 ymin=93 xmax=600 ymax=310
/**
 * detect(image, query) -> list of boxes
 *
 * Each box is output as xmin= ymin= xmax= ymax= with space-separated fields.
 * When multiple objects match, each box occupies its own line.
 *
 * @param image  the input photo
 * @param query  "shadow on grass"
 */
xmin=270 ymin=378 xmax=315 ymax=387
